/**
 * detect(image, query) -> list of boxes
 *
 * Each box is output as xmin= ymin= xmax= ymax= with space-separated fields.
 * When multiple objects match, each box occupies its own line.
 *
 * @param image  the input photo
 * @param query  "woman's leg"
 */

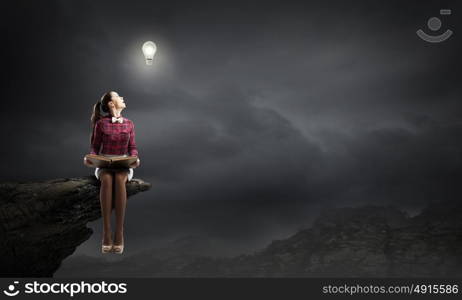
xmin=100 ymin=170 xmax=114 ymax=245
xmin=114 ymin=171 xmax=128 ymax=246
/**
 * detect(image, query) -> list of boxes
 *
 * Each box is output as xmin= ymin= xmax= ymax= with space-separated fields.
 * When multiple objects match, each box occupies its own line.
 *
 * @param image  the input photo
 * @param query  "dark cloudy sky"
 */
xmin=4 ymin=0 xmax=462 ymax=266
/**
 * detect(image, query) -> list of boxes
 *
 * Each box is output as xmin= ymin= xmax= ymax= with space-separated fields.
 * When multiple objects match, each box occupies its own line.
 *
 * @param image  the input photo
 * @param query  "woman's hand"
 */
xmin=83 ymin=156 xmax=94 ymax=167
xmin=129 ymin=157 xmax=140 ymax=169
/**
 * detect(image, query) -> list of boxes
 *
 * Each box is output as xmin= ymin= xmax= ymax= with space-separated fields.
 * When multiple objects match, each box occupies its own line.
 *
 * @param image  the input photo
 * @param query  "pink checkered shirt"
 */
xmin=90 ymin=115 xmax=139 ymax=156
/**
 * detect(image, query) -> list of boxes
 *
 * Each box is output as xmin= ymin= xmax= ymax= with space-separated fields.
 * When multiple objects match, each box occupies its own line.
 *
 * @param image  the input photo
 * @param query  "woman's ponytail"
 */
xmin=90 ymin=91 xmax=113 ymax=145
xmin=90 ymin=101 xmax=102 ymax=144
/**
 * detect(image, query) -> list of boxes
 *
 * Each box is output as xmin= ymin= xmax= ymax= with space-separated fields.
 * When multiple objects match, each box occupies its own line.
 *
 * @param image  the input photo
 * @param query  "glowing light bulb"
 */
xmin=142 ymin=41 xmax=157 ymax=65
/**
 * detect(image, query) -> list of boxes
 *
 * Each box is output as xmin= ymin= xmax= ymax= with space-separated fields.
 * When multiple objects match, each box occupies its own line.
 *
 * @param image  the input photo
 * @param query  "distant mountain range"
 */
xmin=56 ymin=201 xmax=462 ymax=277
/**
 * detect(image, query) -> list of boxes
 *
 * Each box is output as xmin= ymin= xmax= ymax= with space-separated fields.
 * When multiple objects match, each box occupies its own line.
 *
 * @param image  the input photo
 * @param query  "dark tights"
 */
xmin=99 ymin=169 xmax=128 ymax=246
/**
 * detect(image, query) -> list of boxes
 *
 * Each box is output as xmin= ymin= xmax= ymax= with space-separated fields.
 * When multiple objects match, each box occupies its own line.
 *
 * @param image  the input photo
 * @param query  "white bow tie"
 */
xmin=111 ymin=116 xmax=123 ymax=123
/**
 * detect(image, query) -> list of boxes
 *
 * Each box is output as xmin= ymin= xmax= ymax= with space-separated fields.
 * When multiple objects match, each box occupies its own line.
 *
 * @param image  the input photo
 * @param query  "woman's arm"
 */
xmin=128 ymin=121 xmax=139 ymax=157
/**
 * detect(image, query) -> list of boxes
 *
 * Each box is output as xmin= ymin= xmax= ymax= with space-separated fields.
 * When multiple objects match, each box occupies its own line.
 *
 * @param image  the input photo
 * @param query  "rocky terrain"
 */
xmin=2 ymin=174 xmax=461 ymax=277
xmin=0 ymin=176 xmax=151 ymax=277
xmin=57 ymin=201 xmax=462 ymax=277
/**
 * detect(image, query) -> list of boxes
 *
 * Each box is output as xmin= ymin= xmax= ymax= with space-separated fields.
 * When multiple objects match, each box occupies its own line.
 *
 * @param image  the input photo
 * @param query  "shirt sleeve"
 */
xmin=128 ymin=122 xmax=139 ymax=157
xmin=90 ymin=121 xmax=103 ymax=155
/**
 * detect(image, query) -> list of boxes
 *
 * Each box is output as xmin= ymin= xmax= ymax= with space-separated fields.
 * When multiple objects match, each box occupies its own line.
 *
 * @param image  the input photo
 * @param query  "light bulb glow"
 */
xmin=142 ymin=41 xmax=157 ymax=65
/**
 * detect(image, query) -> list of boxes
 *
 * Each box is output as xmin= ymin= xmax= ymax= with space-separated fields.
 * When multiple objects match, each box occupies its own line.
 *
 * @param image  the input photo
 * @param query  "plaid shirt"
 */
xmin=90 ymin=116 xmax=139 ymax=156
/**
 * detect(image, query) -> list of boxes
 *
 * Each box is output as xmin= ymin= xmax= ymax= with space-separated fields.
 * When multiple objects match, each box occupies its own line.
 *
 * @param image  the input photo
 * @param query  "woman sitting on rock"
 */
xmin=83 ymin=91 xmax=140 ymax=254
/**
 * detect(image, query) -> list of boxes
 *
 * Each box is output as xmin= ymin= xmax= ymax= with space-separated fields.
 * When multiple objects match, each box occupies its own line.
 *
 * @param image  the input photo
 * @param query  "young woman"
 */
xmin=83 ymin=91 xmax=140 ymax=254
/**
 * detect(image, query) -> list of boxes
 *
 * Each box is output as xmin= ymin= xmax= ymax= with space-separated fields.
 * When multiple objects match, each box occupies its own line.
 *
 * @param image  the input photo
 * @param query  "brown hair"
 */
xmin=90 ymin=91 xmax=113 ymax=144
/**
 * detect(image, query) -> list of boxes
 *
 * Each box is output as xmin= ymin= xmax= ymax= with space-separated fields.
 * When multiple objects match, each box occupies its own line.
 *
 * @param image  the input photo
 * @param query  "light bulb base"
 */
xmin=145 ymin=58 xmax=153 ymax=65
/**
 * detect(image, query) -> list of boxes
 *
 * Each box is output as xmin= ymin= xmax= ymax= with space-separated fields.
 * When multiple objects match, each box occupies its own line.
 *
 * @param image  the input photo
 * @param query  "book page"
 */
xmin=85 ymin=155 xmax=111 ymax=168
xmin=110 ymin=157 xmax=138 ymax=168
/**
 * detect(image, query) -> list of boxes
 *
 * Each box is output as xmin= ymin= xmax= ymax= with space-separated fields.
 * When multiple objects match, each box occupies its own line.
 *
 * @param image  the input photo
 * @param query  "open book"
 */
xmin=85 ymin=154 xmax=138 ymax=169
